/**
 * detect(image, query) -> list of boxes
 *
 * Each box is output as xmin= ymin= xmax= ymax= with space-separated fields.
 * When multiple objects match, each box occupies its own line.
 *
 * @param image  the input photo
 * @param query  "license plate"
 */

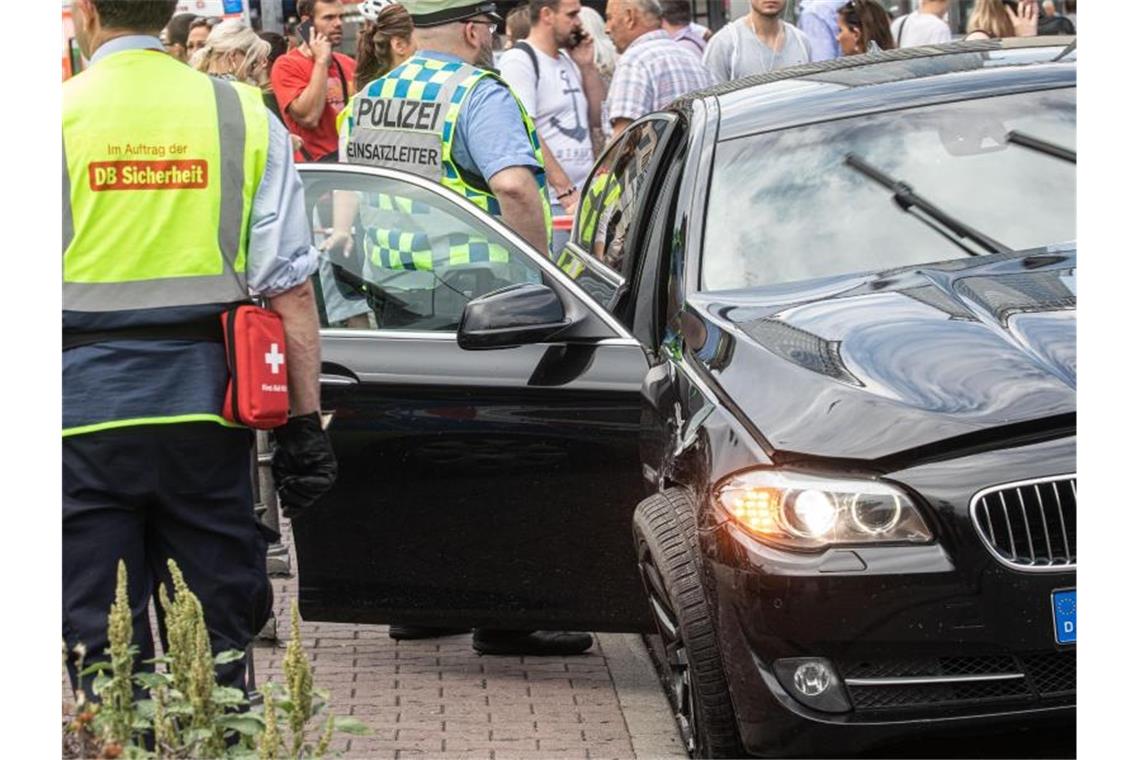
xmin=1052 ymin=589 xmax=1076 ymax=645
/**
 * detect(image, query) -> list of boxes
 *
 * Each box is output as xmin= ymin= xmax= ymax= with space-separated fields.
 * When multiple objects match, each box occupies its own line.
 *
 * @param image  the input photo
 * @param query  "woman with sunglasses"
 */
xmin=836 ymin=0 xmax=895 ymax=55
xmin=965 ymin=0 xmax=1039 ymax=40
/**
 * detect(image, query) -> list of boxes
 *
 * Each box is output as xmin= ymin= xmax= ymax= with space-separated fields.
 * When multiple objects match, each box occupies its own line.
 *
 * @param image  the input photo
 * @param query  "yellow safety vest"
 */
xmin=62 ymin=48 xmax=269 ymax=436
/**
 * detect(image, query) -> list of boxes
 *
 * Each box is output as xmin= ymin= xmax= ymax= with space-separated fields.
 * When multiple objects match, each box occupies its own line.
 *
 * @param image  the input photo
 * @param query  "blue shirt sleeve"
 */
xmin=798 ymin=12 xmax=839 ymax=62
xmin=450 ymin=77 xmax=541 ymax=183
xmin=246 ymin=112 xmax=320 ymax=297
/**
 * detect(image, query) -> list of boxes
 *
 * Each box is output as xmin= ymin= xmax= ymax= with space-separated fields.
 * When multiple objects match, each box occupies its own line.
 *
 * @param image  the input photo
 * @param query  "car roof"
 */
xmin=676 ymin=37 xmax=1076 ymax=142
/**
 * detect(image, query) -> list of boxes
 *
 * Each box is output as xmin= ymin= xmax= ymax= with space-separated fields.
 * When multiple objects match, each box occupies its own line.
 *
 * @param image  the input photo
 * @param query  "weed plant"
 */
xmin=64 ymin=559 xmax=368 ymax=759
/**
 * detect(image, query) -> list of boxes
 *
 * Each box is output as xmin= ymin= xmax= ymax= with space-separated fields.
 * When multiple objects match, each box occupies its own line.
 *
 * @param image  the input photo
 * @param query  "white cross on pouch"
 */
xmin=265 ymin=343 xmax=285 ymax=375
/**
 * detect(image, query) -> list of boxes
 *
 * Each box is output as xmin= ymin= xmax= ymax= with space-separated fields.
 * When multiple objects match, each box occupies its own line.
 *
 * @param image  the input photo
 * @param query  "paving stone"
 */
xmin=63 ymin=519 xmax=685 ymax=758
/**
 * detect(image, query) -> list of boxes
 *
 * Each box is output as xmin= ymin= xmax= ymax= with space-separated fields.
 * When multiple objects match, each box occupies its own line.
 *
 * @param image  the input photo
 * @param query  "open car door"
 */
xmin=290 ymin=164 xmax=653 ymax=633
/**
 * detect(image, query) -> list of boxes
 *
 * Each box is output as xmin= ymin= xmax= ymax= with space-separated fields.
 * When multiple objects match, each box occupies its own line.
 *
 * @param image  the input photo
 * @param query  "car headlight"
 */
xmin=714 ymin=470 xmax=933 ymax=551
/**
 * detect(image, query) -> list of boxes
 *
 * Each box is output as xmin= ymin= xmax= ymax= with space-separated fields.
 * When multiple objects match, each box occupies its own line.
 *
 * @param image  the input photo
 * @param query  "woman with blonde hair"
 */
xmin=189 ymin=19 xmax=271 ymax=86
xmin=965 ymin=0 xmax=1039 ymax=40
xmin=578 ymin=5 xmax=618 ymax=85
xmin=577 ymin=5 xmax=617 ymax=150
xmin=353 ymin=0 xmax=417 ymax=92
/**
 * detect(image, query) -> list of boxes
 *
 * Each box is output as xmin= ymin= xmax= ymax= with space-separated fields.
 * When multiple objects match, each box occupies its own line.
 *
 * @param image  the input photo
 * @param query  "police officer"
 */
xmin=338 ymin=0 xmax=551 ymax=256
xmin=63 ymin=0 xmax=336 ymax=695
xmin=335 ymin=0 xmax=592 ymax=657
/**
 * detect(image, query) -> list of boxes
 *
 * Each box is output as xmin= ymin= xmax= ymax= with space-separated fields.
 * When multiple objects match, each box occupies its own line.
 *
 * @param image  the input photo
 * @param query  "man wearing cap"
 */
xmin=335 ymin=0 xmax=592 ymax=657
xmin=338 ymin=0 xmax=551 ymax=255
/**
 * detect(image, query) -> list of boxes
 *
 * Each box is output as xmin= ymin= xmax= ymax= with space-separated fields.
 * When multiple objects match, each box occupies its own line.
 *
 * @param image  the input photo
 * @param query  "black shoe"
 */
xmin=387 ymin=624 xmax=470 ymax=641
xmin=471 ymin=629 xmax=594 ymax=656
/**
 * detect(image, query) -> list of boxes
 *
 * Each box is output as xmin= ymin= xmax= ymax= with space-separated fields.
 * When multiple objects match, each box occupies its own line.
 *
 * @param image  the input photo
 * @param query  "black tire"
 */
xmin=633 ymin=489 xmax=745 ymax=759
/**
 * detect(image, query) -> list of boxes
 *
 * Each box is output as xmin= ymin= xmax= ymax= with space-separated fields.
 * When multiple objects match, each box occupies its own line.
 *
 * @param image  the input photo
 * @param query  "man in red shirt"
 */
xmin=271 ymin=0 xmax=356 ymax=161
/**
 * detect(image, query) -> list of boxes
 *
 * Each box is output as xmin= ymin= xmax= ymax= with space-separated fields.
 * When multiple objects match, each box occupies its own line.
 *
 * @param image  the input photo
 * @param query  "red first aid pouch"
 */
xmin=221 ymin=305 xmax=290 ymax=429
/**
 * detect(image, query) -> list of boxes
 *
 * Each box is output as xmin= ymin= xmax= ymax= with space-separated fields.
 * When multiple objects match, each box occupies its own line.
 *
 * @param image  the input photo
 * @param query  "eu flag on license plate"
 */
xmin=1052 ymin=589 xmax=1076 ymax=645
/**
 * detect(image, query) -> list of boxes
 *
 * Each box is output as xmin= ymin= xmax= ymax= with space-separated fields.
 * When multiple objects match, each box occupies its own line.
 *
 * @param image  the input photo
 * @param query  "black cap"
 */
xmin=403 ymin=1 xmax=503 ymax=28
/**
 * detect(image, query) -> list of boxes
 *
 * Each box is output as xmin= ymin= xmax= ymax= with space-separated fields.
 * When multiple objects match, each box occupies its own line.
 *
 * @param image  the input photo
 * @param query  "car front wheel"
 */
xmin=633 ymin=489 xmax=744 ymax=759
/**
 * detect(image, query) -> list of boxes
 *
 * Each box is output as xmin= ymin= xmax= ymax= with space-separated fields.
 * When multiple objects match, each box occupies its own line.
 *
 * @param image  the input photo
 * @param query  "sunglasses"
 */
xmin=468 ymin=19 xmax=499 ymax=35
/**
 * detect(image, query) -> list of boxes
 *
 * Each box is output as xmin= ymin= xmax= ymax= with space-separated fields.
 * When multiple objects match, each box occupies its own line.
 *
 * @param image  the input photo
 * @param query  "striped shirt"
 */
xmin=606 ymin=30 xmax=714 ymax=125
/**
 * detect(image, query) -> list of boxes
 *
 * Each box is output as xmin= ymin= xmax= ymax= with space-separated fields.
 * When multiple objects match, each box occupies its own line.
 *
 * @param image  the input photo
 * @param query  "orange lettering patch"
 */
xmin=88 ymin=160 xmax=208 ymax=191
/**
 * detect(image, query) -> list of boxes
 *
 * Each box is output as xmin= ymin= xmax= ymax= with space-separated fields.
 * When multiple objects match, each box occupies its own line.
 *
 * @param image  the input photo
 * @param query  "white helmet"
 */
xmin=359 ymin=0 xmax=400 ymax=21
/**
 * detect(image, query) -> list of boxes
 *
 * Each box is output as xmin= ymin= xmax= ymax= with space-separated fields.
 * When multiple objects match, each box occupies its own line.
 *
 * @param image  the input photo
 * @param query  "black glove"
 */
xmin=272 ymin=412 xmax=338 ymax=519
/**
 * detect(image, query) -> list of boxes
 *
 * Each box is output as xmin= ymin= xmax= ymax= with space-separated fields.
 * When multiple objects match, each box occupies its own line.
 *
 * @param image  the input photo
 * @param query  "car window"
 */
xmin=702 ymin=87 xmax=1076 ymax=291
xmin=558 ymin=118 xmax=672 ymax=314
xmin=302 ymin=171 xmax=544 ymax=331
xmin=572 ymin=120 xmax=669 ymax=279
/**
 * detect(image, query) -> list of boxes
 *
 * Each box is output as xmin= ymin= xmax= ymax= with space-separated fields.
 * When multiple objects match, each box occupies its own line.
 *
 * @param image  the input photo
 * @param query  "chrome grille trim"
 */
xmin=971 ymin=475 xmax=1076 ymax=572
xmin=845 ymin=673 xmax=1024 ymax=687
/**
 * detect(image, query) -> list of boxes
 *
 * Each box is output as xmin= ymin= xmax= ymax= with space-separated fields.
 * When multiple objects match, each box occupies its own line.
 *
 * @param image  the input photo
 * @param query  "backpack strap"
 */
xmin=897 ymin=14 xmax=910 ymax=46
xmin=513 ymin=40 xmax=541 ymax=82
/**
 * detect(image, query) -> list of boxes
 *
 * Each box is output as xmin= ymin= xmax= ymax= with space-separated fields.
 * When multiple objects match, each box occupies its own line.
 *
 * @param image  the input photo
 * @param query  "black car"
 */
xmin=292 ymin=38 xmax=1076 ymax=758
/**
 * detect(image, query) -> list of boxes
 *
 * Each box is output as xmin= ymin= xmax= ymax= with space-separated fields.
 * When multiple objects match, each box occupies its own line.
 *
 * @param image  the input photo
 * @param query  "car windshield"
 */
xmin=701 ymin=88 xmax=1076 ymax=291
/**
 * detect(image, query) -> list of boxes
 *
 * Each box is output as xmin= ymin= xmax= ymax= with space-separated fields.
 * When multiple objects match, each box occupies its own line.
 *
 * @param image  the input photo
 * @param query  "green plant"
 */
xmin=64 ymin=559 xmax=368 ymax=759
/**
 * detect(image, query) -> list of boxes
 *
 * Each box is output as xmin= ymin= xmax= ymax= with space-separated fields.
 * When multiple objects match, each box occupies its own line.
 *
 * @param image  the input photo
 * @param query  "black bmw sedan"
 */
xmin=291 ymin=38 xmax=1075 ymax=758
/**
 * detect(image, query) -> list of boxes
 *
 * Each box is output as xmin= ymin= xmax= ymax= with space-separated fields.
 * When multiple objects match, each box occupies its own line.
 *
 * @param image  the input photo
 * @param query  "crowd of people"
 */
xmin=153 ymin=0 xmax=1076 ymax=203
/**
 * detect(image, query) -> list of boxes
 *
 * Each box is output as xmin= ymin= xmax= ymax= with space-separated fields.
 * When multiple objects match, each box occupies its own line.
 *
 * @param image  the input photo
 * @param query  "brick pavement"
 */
xmin=253 ymin=532 xmax=686 ymax=759
xmin=66 ymin=525 xmax=686 ymax=760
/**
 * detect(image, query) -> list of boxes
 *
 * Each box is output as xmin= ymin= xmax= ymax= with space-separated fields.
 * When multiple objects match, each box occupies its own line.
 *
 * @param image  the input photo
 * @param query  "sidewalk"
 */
xmin=63 ymin=529 xmax=686 ymax=759
xmin=254 ymin=531 xmax=687 ymax=759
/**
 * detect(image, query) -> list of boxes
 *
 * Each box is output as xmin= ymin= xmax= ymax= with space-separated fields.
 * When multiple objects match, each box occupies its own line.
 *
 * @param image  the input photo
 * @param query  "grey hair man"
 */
xmin=604 ymin=0 xmax=713 ymax=138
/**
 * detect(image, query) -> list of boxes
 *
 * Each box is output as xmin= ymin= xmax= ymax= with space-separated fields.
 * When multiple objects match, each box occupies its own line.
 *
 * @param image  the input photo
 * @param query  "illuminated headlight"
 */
xmin=715 ymin=470 xmax=932 ymax=551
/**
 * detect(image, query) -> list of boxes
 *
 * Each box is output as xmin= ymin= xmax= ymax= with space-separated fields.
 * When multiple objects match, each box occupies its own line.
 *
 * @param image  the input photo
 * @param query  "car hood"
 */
xmin=686 ymin=247 xmax=1076 ymax=462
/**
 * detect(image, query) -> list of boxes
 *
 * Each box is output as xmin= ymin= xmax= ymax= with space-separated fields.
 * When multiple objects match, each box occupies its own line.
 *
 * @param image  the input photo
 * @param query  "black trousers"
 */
xmin=63 ymin=423 xmax=271 ymax=697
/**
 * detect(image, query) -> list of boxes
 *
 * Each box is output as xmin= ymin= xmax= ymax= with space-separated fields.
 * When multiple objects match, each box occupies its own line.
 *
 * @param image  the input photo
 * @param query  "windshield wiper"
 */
xmin=1006 ymin=130 xmax=1076 ymax=164
xmin=844 ymin=153 xmax=1012 ymax=257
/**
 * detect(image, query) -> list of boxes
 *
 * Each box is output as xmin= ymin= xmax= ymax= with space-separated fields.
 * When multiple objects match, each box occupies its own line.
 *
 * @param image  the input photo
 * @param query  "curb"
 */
xmin=597 ymin=633 xmax=687 ymax=759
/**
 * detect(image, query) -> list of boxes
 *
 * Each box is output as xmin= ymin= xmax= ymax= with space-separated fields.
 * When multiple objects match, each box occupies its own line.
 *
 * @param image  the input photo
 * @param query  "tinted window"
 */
xmin=702 ymin=88 xmax=1076 ymax=291
xmin=570 ymin=119 xmax=670 ymax=280
xmin=304 ymin=173 xmax=543 ymax=331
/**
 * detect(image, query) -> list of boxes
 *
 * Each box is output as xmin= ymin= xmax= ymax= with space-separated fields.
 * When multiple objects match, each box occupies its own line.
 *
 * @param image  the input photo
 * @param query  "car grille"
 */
xmin=971 ymin=476 xmax=1076 ymax=571
xmin=841 ymin=652 xmax=1075 ymax=712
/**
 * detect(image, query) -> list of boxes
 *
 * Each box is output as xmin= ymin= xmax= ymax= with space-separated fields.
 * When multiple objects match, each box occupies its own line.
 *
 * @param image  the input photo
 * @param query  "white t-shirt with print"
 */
xmin=498 ymin=43 xmax=595 ymax=199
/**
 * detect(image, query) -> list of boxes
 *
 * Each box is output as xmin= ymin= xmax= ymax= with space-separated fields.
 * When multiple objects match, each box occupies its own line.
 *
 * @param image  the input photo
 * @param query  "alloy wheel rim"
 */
xmin=638 ymin=543 xmax=698 ymax=755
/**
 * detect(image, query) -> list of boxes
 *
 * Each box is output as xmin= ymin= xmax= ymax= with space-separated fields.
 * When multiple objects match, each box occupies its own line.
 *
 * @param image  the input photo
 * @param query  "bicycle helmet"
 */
xmin=359 ymin=0 xmax=400 ymax=21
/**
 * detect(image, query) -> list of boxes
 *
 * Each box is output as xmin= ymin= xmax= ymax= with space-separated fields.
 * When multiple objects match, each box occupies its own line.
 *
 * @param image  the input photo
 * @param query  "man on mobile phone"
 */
xmin=498 ymin=0 xmax=605 ymax=222
xmin=271 ymin=0 xmax=356 ymax=162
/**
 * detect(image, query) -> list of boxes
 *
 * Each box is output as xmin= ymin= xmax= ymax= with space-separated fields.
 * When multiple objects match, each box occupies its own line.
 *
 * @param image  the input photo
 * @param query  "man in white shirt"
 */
xmin=498 ymin=0 xmax=605 ymax=216
xmin=703 ymin=0 xmax=813 ymax=84
xmin=891 ymin=0 xmax=952 ymax=48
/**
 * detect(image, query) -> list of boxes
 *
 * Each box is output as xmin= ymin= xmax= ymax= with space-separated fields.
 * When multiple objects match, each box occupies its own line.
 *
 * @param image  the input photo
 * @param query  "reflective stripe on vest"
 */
xmin=344 ymin=55 xmax=553 ymax=253
xmin=63 ymin=50 xmax=269 ymax=314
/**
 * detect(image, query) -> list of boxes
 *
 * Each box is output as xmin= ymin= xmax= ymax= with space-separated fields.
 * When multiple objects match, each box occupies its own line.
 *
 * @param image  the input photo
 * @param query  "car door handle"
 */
xmin=320 ymin=373 xmax=358 ymax=387
xmin=319 ymin=366 xmax=360 ymax=407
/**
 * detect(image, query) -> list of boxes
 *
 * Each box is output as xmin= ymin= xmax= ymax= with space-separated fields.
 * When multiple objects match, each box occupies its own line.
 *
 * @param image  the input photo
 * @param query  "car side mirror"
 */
xmin=458 ymin=283 xmax=575 ymax=350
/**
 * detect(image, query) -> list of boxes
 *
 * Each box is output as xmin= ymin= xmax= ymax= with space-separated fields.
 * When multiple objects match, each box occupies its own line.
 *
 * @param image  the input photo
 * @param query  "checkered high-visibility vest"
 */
xmin=340 ymin=55 xmax=553 ymax=268
xmin=358 ymin=192 xmax=511 ymax=272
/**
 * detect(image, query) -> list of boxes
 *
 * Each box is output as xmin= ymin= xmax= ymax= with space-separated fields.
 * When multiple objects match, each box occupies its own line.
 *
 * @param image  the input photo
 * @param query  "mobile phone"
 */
xmin=569 ymin=28 xmax=586 ymax=48
xmin=297 ymin=20 xmax=313 ymax=46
